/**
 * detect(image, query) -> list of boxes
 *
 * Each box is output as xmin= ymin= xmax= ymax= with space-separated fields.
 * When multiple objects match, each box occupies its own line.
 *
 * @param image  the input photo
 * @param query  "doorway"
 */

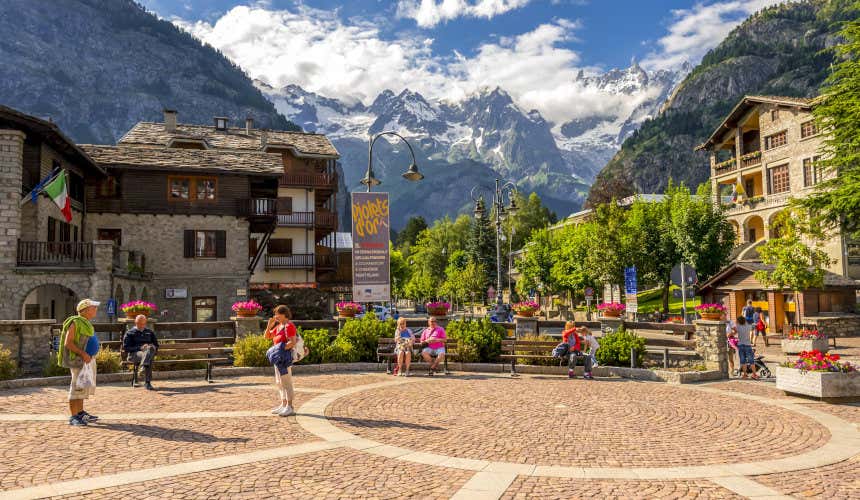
xmin=192 ymin=297 xmax=217 ymax=337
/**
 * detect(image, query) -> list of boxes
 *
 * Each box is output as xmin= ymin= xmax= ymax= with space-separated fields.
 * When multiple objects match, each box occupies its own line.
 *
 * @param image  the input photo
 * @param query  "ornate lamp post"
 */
xmin=360 ymin=131 xmax=423 ymax=191
xmin=471 ymin=179 xmax=518 ymax=307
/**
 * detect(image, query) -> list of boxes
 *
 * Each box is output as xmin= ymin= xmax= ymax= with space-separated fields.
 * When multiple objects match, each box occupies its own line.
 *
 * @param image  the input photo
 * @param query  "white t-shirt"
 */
xmin=582 ymin=334 xmax=600 ymax=354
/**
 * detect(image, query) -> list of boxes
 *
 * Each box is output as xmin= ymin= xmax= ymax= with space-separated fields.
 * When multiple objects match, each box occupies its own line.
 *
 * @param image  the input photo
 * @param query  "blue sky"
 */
xmin=141 ymin=0 xmax=786 ymax=123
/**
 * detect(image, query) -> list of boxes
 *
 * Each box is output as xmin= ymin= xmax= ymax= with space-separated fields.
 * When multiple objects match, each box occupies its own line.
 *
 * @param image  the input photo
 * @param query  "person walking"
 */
xmin=59 ymin=299 xmax=100 ymax=426
xmin=393 ymin=317 xmax=414 ymax=376
xmin=722 ymin=312 xmax=738 ymax=376
xmin=742 ymin=300 xmax=755 ymax=326
xmin=265 ymin=305 xmax=297 ymax=416
xmin=122 ymin=315 xmax=159 ymax=390
xmin=734 ymin=316 xmax=758 ymax=380
xmin=752 ymin=307 xmax=767 ymax=347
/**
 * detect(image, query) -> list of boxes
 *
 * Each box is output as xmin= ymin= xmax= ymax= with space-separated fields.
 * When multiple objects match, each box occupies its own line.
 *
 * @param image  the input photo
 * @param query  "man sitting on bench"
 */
xmin=123 ymin=315 xmax=159 ymax=390
xmin=420 ymin=317 xmax=446 ymax=376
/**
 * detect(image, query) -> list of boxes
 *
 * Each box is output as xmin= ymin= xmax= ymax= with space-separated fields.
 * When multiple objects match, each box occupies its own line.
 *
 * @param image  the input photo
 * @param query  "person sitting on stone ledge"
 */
xmin=123 ymin=315 xmax=159 ymax=390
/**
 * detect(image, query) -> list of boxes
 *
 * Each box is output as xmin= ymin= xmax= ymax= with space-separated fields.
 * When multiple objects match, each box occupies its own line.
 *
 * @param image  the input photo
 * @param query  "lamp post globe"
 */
xmin=363 ymin=131 xmax=423 ymax=191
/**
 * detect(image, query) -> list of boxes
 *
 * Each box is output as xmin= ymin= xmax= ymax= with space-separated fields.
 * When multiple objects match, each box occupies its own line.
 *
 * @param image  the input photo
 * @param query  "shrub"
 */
xmin=446 ymin=318 xmax=504 ymax=363
xmin=322 ymin=336 xmax=360 ymax=363
xmin=297 ymin=328 xmax=331 ymax=364
xmin=43 ymin=356 xmax=68 ymax=377
xmin=338 ymin=314 xmax=395 ymax=362
xmin=516 ymin=335 xmax=558 ymax=366
xmin=595 ymin=326 xmax=645 ymax=367
xmin=233 ymin=334 xmax=271 ymax=367
xmin=95 ymin=347 xmax=122 ymax=374
xmin=0 ymin=345 xmax=19 ymax=381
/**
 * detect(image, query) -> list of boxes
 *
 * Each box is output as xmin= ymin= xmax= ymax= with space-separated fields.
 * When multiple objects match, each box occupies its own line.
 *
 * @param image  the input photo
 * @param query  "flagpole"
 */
xmin=19 ymin=167 xmax=61 ymax=206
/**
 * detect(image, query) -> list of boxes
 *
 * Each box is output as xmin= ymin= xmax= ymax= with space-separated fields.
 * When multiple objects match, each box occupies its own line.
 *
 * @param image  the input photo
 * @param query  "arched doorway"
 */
xmin=729 ymin=220 xmax=741 ymax=244
xmin=744 ymin=215 xmax=765 ymax=243
xmin=768 ymin=210 xmax=788 ymax=239
xmin=20 ymin=284 xmax=79 ymax=321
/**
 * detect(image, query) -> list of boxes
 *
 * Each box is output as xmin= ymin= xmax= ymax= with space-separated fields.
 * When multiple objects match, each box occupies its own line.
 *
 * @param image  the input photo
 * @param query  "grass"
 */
xmin=635 ymin=285 xmax=701 ymax=314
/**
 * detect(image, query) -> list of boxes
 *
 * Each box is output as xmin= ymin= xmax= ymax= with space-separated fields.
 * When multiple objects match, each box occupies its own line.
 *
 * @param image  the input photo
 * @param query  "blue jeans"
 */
xmin=737 ymin=345 xmax=755 ymax=365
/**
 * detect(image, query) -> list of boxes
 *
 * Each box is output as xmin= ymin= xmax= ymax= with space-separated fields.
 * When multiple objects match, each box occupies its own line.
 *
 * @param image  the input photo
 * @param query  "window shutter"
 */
xmin=249 ymin=238 xmax=258 ymax=258
xmin=278 ymin=197 xmax=293 ymax=214
xmin=215 ymin=230 xmax=227 ymax=258
xmin=47 ymin=218 xmax=56 ymax=242
xmin=184 ymin=230 xmax=195 ymax=258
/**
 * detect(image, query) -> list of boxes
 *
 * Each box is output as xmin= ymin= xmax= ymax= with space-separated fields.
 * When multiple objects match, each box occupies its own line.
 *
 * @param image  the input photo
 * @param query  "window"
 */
xmin=800 ymin=120 xmax=818 ymax=138
xmin=95 ymin=176 xmax=120 ymax=198
xmin=98 ymin=228 xmax=122 ymax=245
xmin=214 ymin=117 xmax=228 ymax=130
xmin=803 ymin=156 xmax=823 ymax=187
xmin=768 ymin=164 xmax=790 ymax=194
xmin=771 ymin=109 xmax=779 ymax=121
xmin=68 ymin=171 xmax=85 ymax=203
xmin=764 ymin=131 xmax=787 ymax=150
xmin=184 ymin=230 xmax=226 ymax=258
xmin=277 ymin=196 xmax=293 ymax=214
xmin=169 ymin=176 xmax=217 ymax=202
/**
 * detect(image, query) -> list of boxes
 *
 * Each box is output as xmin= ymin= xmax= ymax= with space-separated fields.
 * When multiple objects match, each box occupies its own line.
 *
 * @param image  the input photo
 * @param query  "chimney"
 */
xmin=245 ymin=117 xmax=254 ymax=135
xmin=164 ymin=109 xmax=177 ymax=133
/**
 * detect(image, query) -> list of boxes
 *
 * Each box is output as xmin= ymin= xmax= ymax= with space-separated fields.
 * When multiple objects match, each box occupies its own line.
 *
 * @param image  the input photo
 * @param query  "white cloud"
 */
xmin=642 ymin=0 xmax=789 ymax=71
xmin=396 ymin=0 xmax=531 ymax=28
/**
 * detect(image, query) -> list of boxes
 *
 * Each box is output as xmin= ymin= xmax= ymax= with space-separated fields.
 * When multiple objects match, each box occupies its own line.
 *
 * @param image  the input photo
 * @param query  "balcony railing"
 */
xmin=278 ymin=212 xmax=314 ymax=227
xmin=315 ymin=253 xmax=336 ymax=270
xmin=724 ymin=193 xmax=790 ymax=214
xmin=740 ymin=151 xmax=762 ymax=168
xmin=240 ymin=198 xmax=277 ymax=217
xmin=280 ymin=172 xmax=337 ymax=189
xmin=265 ymin=253 xmax=314 ymax=270
xmin=17 ymin=240 xmax=94 ymax=268
xmin=714 ymin=158 xmax=737 ymax=176
xmin=315 ymin=210 xmax=337 ymax=229
xmin=112 ymin=247 xmax=151 ymax=279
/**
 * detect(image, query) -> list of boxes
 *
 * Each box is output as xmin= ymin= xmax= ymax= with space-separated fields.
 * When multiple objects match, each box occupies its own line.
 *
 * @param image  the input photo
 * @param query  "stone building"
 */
xmin=697 ymin=95 xmax=859 ymax=330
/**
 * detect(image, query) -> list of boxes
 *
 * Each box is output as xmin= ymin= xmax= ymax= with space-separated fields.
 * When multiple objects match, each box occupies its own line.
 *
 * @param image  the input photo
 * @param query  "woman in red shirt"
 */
xmin=265 ymin=304 xmax=297 ymax=416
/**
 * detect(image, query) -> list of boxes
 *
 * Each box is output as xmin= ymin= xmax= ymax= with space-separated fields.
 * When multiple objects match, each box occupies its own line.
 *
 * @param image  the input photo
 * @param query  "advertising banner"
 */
xmin=351 ymin=192 xmax=391 ymax=302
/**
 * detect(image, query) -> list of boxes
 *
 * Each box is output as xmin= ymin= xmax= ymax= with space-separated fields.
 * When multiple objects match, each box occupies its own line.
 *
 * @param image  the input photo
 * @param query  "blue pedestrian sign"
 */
xmin=106 ymin=298 xmax=117 ymax=317
xmin=624 ymin=267 xmax=637 ymax=295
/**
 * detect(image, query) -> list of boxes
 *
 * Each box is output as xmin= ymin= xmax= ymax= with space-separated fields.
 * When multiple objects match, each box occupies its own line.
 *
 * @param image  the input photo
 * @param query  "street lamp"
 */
xmin=471 ymin=179 xmax=518 ymax=307
xmin=361 ymin=131 xmax=424 ymax=191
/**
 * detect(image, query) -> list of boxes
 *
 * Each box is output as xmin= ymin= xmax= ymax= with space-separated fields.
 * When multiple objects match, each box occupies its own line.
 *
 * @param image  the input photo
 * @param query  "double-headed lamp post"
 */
xmin=471 ymin=179 xmax=518 ymax=307
xmin=360 ymin=131 xmax=424 ymax=191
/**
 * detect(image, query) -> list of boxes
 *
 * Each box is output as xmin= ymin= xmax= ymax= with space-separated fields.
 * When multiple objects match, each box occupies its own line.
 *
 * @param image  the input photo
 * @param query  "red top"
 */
xmin=562 ymin=328 xmax=581 ymax=351
xmin=268 ymin=322 xmax=297 ymax=345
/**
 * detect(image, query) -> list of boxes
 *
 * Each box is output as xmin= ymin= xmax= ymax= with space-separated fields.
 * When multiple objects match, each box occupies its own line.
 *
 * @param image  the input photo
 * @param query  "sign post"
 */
xmin=624 ymin=266 xmax=638 ymax=319
xmin=351 ymin=192 xmax=391 ymax=302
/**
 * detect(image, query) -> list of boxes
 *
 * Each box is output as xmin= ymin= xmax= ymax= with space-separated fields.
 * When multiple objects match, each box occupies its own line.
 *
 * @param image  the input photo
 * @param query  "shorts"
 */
xmin=422 ymin=347 xmax=445 ymax=357
xmin=737 ymin=345 xmax=755 ymax=365
xmin=68 ymin=363 xmax=97 ymax=401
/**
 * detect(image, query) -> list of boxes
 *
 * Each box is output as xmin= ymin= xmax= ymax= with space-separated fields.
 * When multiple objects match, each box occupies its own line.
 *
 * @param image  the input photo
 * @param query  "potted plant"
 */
xmin=231 ymin=300 xmax=262 ymax=318
xmin=782 ymin=328 xmax=828 ymax=354
xmin=512 ymin=300 xmax=540 ymax=317
xmin=695 ymin=303 xmax=726 ymax=321
xmin=426 ymin=301 xmax=451 ymax=317
xmin=336 ymin=301 xmax=363 ymax=318
xmin=776 ymin=350 xmax=859 ymax=398
xmin=597 ymin=302 xmax=625 ymax=318
xmin=120 ymin=300 xmax=156 ymax=319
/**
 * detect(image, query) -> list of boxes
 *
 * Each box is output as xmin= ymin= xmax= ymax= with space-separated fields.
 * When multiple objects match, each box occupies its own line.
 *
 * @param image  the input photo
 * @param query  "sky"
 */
xmin=140 ymin=0 xmax=788 ymax=123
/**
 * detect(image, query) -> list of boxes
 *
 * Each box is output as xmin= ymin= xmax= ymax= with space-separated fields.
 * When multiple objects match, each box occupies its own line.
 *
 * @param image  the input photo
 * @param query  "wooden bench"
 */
xmin=121 ymin=340 xmax=232 ymax=385
xmin=500 ymin=339 xmax=590 ymax=376
xmin=642 ymin=338 xmax=698 ymax=368
xmin=376 ymin=338 xmax=458 ymax=375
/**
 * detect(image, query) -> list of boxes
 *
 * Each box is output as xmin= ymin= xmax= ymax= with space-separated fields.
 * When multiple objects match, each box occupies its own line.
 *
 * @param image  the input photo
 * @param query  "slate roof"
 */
xmin=696 ymin=95 xmax=816 ymax=151
xmin=80 ymin=144 xmax=284 ymax=176
xmin=119 ymin=122 xmax=339 ymax=158
xmin=698 ymin=261 xmax=859 ymax=293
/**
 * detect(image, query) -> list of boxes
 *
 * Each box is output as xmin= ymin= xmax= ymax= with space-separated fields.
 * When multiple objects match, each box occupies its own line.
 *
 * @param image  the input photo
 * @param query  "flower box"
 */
xmin=512 ymin=301 xmax=539 ymax=318
xmin=782 ymin=337 xmax=829 ymax=355
xmin=776 ymin=366 xmax=860 ymax=398
xmin=426 ymin=302 xmax=450 ymax=317
xmin=231 ymin=300 xmax=262 ymax=318
xmin=336 ymin=301 xmax=363 ymax=318
xmin=120 ymin=301 xmax=156 ymax=319
xmin=602 ymin=310 xmax=622 ymax=318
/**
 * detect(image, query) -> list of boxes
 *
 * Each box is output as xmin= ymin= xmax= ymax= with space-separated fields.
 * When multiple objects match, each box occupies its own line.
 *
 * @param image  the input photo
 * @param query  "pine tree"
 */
xmin=467 ymin=202 xmax=496 ymax=296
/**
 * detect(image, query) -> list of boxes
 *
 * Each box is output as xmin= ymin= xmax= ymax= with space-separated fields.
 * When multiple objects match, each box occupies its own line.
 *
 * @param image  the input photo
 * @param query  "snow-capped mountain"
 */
xmin=256 ymin=61 xmax=685 ymax=226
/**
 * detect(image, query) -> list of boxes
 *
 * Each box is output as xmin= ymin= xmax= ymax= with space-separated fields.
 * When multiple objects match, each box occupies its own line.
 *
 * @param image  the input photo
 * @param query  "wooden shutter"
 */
xmin=47 ymin=218 xmax=57 ymax=242
xmin=249 ymin=238 xmax=258 ymax=258
xmin=268 ymin=238 xmax=293 ymax=254
xmin=183 ymin=230 xmax=195 ymax=258
xmin=278 ymin=197 xmax=293 ymax=214
xmin=215 ymin=230 xmax=227 ymax=258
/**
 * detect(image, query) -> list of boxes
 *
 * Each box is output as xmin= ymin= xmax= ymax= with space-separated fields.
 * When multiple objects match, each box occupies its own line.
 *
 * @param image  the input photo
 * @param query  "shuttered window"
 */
xmin=267 ymin=238 xmax=293 ymax=255
xmin=184 ymin=230 xmax=226 ymax=258
xmin=277 ymin=197 xmax=293 ymax=214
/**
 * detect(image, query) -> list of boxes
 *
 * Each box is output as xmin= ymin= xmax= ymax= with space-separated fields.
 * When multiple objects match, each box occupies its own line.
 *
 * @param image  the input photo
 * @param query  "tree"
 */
xmin=624 ymin=194 xmax=679 ymax=312
xmin=582 ymin=202 xmax=629 ymax=287
xmin=395 ymin=216 xmax=427 ymax=254
xmin=441 ymin=251 xmax=486 ymax=306
xmin=403 ymin=269 xmax=436 ymax=304
xmin=390 ymin=244 xmax=411 ymax=299
xmin=669 ymin=183 xmax=735 ymax=283
xmin=550 ymin=223 xmax=595 ymax=299
xmin=467 ymin=204 xmax=496 ymax=292
xmin=753 ymin=210 xmax=832 ymax=322
xmin=585 ymin=169 xmax=636 ymax=208
xmin=795 ymin=4 xmax=860 ymax=239
xmin=502 ymin=191 xmax=556 ymax=250
xmin=407 ymin=215 xmax=471 ymax=284
xmin=516 ymin=227 xmax=556 ymax=296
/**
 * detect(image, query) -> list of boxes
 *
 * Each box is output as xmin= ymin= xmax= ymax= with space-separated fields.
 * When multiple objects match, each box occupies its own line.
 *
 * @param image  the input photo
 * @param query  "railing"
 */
xmin=239 ymin=198 xmax=277 ymax=217
xmin=740 ymin=151 xmax=762 ymax=168
xmin=315 ymin=210 xmax=337 ymax=228
xmin=280 ymin=172 xmax=336 ymax=188
xmin=315 ymin=253 xmax=336 ymax=269
xmin=17 ymin=240 xmax=94 ymax=267
xmin=724 ymin=193 xmax=790 ymax=214
xmin=714 ymin=158 xmax=737 ymax=176
xmin=265 ymin=253 xmax=314 ymax=269
xmin=277 ymin=212 xmax=314 ymax=227
xmin=112 ymin=247 xmax=151 ymax=278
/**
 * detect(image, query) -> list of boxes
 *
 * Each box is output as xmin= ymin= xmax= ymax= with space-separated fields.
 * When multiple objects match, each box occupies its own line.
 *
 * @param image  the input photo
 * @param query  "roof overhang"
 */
xmin=263 ymin=144 xmax=339 ymax=159
xmin=695 ymin=95 xmax=814 ymax=152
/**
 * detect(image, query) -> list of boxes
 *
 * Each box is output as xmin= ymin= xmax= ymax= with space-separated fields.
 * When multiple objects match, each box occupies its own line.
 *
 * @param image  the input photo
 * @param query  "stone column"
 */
xmin=0 ymin=130 xmax=24 ymax=269
xmin=232 ymin=316 xmax=262 ymax=339
xmin=90 ymin=240 xmax=116 ymax=322
xmin=694 ymin=319 xmax=728 ymax=376
xmin=514 ymin=316 xmax=537 ymax=338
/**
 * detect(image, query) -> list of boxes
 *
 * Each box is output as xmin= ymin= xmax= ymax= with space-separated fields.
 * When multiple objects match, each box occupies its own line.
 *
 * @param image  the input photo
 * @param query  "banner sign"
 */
xmin=624 ymin=266 xmax=637 ymax=294
xmin=351 ymin=192 xmax=391 ymax=302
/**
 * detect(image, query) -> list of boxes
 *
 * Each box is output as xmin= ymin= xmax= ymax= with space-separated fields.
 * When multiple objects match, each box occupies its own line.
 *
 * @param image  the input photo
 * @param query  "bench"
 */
xmin=500 ymin=339 xmax=590 ymax=376
xmin=376 ymin=338 xmax=458 ymax=375
xmin=642 ymin=338 xmax=698 ymax=368
xmin=121 ymin=341 xmax=232 ymax=385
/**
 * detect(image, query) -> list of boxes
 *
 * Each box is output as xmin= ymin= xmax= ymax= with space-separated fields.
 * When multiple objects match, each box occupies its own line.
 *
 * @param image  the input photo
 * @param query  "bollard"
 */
xmin=630 ymin=346 xmax=636 ymax=368
xmin=663 ymin=348 xmax=669 ymax=369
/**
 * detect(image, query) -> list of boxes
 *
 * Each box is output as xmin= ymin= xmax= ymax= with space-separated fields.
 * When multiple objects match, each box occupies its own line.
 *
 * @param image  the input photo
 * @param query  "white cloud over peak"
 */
xmin=642 ymin=0 xmax=789 ymax=71
xmin=396 ymin=0 xmax=531 ymax=28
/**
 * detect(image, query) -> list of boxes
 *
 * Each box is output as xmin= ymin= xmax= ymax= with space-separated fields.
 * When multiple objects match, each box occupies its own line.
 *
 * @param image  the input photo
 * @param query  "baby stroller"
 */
xmin=732 ymin=349 xmax=772 ymax=378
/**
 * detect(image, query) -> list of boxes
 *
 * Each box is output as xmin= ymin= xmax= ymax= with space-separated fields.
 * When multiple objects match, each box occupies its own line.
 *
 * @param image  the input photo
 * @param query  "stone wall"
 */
xmin=0 ymin=320 xmax=54 ymax=374
xmin=0 ymin=130 xmax=25 ymax=267
xmin=693 ymin=319 xmax=728 ymax=375
xmin=804 ymin=314 xmax=860 ymax=339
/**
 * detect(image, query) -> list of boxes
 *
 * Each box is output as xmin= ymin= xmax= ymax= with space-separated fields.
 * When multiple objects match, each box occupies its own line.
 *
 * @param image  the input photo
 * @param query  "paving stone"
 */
xmin=753 ymin=455 xmax=860 ymax=498
xmin=500 ymin=475 xmax=744 ymax=499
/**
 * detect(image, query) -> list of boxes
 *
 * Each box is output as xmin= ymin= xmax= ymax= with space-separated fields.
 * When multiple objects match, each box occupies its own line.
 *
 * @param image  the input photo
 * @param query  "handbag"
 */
xmin=292 ymin=334 xmax=306 ymax=363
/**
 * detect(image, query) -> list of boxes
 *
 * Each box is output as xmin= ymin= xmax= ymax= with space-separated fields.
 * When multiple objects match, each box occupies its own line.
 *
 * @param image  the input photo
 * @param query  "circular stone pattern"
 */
xmin=327 ymin=378 xmax=831 ymax=467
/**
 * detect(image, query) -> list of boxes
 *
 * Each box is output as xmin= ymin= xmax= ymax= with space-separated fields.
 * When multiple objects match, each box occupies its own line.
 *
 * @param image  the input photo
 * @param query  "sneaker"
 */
xmin=271 ymin=405 xmax=284 ymax=414
xmin=584 ymin=373 xmax=594 ymax=380
xmin=568 ymin=370 xmax=575 ymax=379
xmin=278 ymin=406 xmax=295 ymax=417
xmin=69 ymin=415 xmax=87 ymax=426
xmin=144 ymin=382 xmax=154 ymax=391
xmin=405 ymin=370 xmax=410 ymax=377
xmin=79 ymin=411 xmax=99 ymax=423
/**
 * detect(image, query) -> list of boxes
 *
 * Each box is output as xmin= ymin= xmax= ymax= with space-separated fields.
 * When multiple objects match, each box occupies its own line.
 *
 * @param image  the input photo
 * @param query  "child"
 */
xmin=562 ymin=321 xmax=593 ymax=379
xmin=580 ymin=328 xmax=600 ymax=376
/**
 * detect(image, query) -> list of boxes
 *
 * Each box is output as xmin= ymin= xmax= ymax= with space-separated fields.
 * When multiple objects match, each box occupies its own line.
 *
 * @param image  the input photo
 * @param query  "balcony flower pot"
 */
xmin=776 ymin=366 xmax=860 ymax=398
xmin=782 ymin=337 xmax=829 ymax=355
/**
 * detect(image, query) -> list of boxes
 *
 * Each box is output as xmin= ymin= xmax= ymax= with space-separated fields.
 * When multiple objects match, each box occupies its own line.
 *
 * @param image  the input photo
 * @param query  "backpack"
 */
xmin=552 ymin=342 xmax=570 ymax=358
xmin=743 ymin=306 xmax=755 ymax=322
xmin=755 ymin=318 xmax=766 ymax=332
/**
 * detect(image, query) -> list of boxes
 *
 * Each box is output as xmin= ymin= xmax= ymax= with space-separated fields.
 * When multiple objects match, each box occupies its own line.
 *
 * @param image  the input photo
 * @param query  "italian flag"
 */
xmin=43 ymin=171 xmax=72 ymax=222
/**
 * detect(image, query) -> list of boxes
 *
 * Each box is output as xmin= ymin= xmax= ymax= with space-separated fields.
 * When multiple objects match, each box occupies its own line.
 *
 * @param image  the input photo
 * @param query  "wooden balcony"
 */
xmin=314 ymin=210 xmax=337 ymax=229
xmin=17 ymin=241 xmax=94 ymax=268
xmin=740 ymin=151 xmax=762 ymax=168
xmin=714 ymin=158 xmax=737 ymax=176
xmin=278 ymin=211 xmax=314 ymax=227
xmin=265 ymin=253 xmax=314 ymax=270
xmin=280 ymin=172 xmax=337 ymax=190
xmin=315 ymin=253 xmax=336 ymax=270
xmin=239 ymin=198 xmax=277 ymax=217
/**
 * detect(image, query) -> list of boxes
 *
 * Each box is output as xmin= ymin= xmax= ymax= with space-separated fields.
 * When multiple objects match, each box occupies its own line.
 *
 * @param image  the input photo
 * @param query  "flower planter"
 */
xmin=602 ymin=311 xmax=622 ymax=318
xmin=235 ymin=310 xmax=259 ymax=318
xmin=781 ymin=337 xmax=829 ymax=355
xmin=699 ymin=313 xmax=722 ymax=321
xmin=515 ymin=310 xmax=536 ymax=318
xmin=775 ymin=366 xmax=860 ymax=398
xmin=428 ymin=309 xmax=449 ymax=318
xmin=337 ymin=310 xmax=356 ymax=318
xmin=124 ymin=309 xmax=151 ymax=319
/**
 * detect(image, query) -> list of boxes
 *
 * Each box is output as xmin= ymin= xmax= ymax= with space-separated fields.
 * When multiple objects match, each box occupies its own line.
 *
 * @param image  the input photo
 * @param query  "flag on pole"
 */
xmin=43 ymin=171 xmax=72 ymax=222
xmin=19 ymin=168 xmax=60 ymax=206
